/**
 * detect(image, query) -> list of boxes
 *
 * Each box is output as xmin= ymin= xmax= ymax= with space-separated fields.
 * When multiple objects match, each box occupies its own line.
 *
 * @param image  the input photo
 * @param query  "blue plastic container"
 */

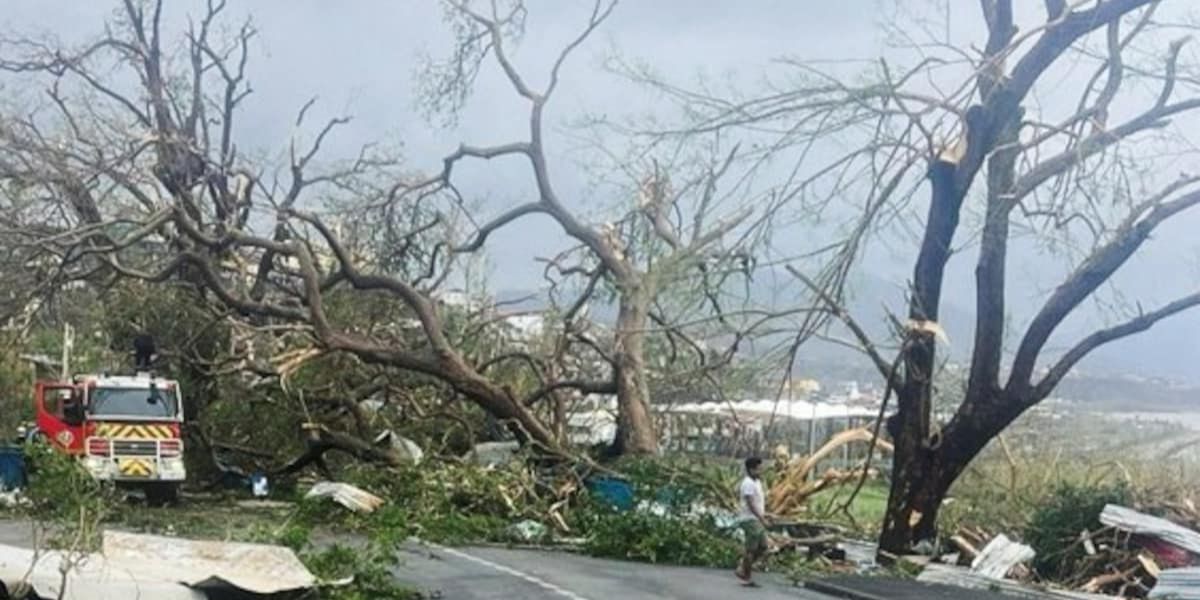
xmin=586 ymin=476 xmax=634 ymax=511
xmin=0 ymin=446 xmax=27 ymax=490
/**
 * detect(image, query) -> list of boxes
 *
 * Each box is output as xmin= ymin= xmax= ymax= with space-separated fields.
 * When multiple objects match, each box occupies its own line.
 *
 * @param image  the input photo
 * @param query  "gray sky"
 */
xmin=5 ymin=1 xmax=1198 ymax=381
xmin=3 ymin=0 xmax=884 ymax=277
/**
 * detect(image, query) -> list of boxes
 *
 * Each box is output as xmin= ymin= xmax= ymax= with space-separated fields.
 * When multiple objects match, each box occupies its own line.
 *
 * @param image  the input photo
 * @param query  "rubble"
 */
xmin=306 ymin=481 xmax=386 ymax=513
xmin=971 ymin=534 xmax=1035 ymax=579
xmin=250 ymin=472 xmax=269 ymax=497
xmin=506 ymin=520 xmax=549 ymax=543
xmin=375 ymin=430 xmax=424 ymax=464
xmin=0 ymin=490 xmax=25 ymax=508
xmin=929 ymin=502 xmax=1200 ymax=599
xmin=103 ymin=531 xmax=318 ymax=593
xmin=468 ymin=441 xmax=520 ymax=467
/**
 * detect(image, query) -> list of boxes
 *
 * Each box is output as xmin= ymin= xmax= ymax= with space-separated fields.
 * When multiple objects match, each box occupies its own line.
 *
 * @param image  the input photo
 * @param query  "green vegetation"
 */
xmin=9 ymin=448 xmax=834 ymax=596
xmin=1025 ymin=482 xmax=1130 ymax=579
xmin=808 ymin=481 xmax=890 ymax=532
xmin=304 ymin=543 xmax=418 ymax=600
xmin=573 ymin=499 xmax=739 ymax=566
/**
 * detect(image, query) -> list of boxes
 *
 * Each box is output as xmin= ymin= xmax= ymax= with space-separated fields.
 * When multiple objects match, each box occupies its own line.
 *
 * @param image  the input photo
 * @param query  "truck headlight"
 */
xmin=159 ymin=458 xmax=186 ymax=479
xmin=83 ymin=457 xmax=110 ymax=476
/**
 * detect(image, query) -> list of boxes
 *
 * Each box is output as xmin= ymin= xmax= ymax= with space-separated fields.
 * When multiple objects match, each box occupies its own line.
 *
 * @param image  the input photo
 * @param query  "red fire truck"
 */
xmin=34 ymin=372 xmax=186 ymax=505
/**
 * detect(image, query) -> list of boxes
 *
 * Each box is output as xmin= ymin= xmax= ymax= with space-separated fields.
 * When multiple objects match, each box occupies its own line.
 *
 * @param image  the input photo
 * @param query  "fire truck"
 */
xmin=33 ymin=371 xmax=186 ymax=505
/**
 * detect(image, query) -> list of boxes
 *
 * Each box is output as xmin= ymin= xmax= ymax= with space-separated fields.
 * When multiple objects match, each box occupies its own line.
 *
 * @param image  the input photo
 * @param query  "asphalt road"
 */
xmin=395 ymin=542 xmax=834 ymax=600
xmin=0 ymin=519 xmax=835 ymax=599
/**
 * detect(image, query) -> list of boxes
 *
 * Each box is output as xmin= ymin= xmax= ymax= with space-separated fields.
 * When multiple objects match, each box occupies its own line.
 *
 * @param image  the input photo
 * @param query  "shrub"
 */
xmin=574 ymin=500 xmax=740 ymax=566
xmin=303 ymin=543 xmax=421 ymax=600
xmin=1024 ymin=482 xmax=1130 ymax=578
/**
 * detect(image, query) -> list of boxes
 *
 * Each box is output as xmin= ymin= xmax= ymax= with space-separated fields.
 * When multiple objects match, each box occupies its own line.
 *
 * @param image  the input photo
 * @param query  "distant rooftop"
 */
xmin=667 ymin=399 xmax=881 ymax=421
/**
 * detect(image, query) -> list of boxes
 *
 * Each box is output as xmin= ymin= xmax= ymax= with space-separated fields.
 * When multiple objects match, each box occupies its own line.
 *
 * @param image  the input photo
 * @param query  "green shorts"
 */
xmin=740 ymin=519 xmax=768 ymax=554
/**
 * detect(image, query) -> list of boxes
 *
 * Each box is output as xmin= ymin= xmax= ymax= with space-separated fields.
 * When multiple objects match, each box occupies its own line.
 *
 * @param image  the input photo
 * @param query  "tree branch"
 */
xmin=786 ymin=264 xmax=895 ymax=386
xmin=1034 ymin=291 xmax=1200 ymax=402
xmin=1007 ymin=188 xmax=1200 ymax=394
xmin=524 ymin=378 xmax=617 ymax=407
xmin=454 ymin=202 xmax=545 ymax=253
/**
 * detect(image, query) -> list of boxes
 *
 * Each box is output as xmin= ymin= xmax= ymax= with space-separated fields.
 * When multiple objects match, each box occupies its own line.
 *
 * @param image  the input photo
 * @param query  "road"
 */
xmin=395 ymin=542 xmax=833 ymax=600
xmin=0 ymin=519 xmax=833 ymax=599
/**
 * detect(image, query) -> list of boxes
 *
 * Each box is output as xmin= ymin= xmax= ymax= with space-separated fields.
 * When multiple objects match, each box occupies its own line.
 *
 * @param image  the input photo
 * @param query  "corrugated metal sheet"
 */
xmin=0 ymin=542 xmax=203 ymax=600
xmin=1151 ymin=566 xmax=1200 ymax=599
xmin=0 ymin=531 xmax=318 ymax=599
xmin=103 ymin=531 xmax=317 ymax=593
xmin=810 ymin=573 xmax=1006 ymax=599
xmin=1100 ymin=504 xmax=1200 ymax=554
xmin=918 ymin=564 xmax=1113 ymax=600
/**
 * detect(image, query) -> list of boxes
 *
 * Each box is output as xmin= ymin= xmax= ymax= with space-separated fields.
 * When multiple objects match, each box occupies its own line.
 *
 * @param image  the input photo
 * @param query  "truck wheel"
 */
xmin=145 ymin=483 xmax=179 ymax=507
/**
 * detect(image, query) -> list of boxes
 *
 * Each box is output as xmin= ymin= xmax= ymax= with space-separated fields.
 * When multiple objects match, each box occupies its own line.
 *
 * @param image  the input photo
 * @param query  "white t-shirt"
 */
xmin=738 ymin=476 xmax=766 ymax=522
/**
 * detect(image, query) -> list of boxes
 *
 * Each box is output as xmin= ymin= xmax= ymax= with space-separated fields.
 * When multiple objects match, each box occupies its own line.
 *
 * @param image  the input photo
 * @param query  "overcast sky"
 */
xmin=5 ymin=1 xmax=1199 ymax=381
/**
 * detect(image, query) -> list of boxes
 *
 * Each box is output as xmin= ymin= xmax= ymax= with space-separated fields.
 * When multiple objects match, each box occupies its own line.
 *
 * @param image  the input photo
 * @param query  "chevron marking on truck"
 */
xmin=118 ymin=458 xmax=155 ymax=477
xmin=95 ymin=424 xmax=174 ymax=439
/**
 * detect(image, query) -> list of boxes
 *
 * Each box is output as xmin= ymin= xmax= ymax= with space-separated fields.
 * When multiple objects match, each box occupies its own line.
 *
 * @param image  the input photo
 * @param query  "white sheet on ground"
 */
xmin=0 ymin=530 xmax=318 ymax=599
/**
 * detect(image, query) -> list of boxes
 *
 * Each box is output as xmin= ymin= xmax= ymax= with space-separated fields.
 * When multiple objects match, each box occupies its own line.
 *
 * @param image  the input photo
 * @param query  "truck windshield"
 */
xmin=89 ymin=387 xmax=179 ymax=419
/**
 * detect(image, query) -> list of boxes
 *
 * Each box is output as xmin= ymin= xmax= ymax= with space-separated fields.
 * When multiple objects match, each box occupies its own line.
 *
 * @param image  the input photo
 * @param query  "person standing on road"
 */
xmin=735 ymin=456 xmax=769 ymax=586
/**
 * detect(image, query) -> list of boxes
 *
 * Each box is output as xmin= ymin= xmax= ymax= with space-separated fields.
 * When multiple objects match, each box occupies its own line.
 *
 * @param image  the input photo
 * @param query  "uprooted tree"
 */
xmin=635 ymin=0 xmax=1200 ymax=553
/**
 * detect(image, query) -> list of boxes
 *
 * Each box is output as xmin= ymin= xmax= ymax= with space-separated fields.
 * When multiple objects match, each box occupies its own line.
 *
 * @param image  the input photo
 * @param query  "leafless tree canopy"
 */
xmin=622 ymin=0 xmax=1200 ymax=552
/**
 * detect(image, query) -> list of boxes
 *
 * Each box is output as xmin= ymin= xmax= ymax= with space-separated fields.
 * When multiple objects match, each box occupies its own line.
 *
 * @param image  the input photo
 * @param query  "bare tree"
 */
xmin=418 ymin=0 xmax=783 ymax=454
xmin=633 ymin=0 xmax=1200 ymax=553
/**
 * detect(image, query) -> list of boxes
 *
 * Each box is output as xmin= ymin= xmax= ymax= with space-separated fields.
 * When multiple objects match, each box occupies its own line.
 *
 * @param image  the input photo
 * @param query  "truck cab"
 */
xmin=35 ymin=373 xmax=185 ymax=504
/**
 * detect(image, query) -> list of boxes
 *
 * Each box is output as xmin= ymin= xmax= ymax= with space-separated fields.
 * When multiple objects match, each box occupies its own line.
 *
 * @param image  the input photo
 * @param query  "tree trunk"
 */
xmin=611 ymin=291 xmax=658 ymax=455
xmin=879 ymin=391 xmax=1020 ymax=556
xmin=878 ymin=158 xmax=966 ymax=556
xmin=879 ymin=390 xmax=956 ymax=557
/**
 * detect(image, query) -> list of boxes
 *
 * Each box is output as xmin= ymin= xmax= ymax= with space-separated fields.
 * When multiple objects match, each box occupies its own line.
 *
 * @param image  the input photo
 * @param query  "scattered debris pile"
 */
xmin=1090 ymin=504 xmax=1200 ymax=598
xmin=914 ymin=502 xmax=1200 ymax=599
xmin=306 ymin=481 xmax=386 ymax=513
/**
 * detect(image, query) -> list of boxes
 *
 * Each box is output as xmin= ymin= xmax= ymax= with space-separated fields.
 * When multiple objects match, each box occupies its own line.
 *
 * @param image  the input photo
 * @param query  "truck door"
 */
xmin=35 ymin=382 xmax=86 ymax=454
